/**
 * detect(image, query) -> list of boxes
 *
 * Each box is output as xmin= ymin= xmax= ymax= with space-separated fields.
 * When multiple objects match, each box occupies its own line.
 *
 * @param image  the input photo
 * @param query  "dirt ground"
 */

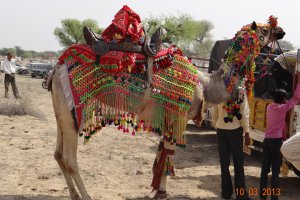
xmin=0 ymin=74 xmax=299 ymax=200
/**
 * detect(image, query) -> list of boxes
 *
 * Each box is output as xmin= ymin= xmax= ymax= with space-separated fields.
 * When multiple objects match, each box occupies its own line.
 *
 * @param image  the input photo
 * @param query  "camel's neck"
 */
xmin=211 ymin=64 xmax=226 ymax=81
xmin=199 ymin=30 xmax=261 ymax=106
xmin=197 ymin=66 xmax=230 ymax=106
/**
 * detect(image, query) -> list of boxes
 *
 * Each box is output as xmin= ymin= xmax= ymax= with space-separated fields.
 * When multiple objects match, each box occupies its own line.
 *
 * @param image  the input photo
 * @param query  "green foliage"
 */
xmin=276 ymin=40 xmax=295 ymax=51
xmin=22 ymin=51 xmax=32 ymax=59
xmin=144 ymin=13 xmax=214 ymax=58
xmin=0 ymin=48 xmax=17 ymax=56
xmin=0 ymin=46 xmax=58 ymax=59
xmin=54 ymin=19 xmax=103 ymax=48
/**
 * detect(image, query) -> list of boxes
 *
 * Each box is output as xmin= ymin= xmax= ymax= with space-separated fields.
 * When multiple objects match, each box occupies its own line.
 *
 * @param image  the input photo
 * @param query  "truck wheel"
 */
xmin=42 ymin=81 xmax=47 ymax=89
xmin=22 ymin=70 xmax=28 ymax=75
xmin=291 ymin=165 xmax=300 ymax=177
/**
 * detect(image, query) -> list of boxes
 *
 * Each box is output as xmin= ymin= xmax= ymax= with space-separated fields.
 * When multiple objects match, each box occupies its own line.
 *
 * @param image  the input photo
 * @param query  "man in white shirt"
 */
xmin=2 ymin=53 xmax=21 ymax=98
xmin=211 ymin=94 xmax=251 ymax=200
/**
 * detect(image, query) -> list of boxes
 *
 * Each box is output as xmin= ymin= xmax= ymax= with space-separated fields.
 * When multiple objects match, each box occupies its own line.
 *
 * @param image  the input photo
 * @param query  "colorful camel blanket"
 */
xmin=57 ymin=44 xmax=198 ymax=146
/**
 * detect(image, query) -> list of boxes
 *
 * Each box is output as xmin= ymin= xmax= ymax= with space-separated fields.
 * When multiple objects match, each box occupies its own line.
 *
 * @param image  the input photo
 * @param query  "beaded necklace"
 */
xmin=222 ymin=27 xmax=260 ymax=123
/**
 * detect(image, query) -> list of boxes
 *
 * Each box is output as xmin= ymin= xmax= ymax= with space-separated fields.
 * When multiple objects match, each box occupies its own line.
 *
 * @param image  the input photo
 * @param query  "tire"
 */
xmin=31 ymin=74 xmax=36 ymax=78
xmin=291 ymin=165 xmax=300 ymax=177
xmin=42 ymin=81 xmax=47 ymax=89
xmin=22 ymin=70 xmax=29 ymax=75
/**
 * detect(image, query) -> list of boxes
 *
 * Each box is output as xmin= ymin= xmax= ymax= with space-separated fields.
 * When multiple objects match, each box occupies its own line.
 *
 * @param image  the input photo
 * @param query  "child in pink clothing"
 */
xmin=260 ymin=72 xmax=300 ymax=200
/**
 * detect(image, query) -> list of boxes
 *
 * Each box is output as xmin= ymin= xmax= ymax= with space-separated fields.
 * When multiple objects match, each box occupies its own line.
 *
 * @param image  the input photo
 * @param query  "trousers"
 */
xmin=217 ymin=127 xmax=249 ymax=200
xmin=4 ymin=73 xmax=20 ymax=98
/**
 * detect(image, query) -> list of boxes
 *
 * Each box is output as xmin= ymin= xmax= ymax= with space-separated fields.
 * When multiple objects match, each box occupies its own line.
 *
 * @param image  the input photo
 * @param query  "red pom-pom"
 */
xmin=268 ymin=15 xmax=278 ymax=28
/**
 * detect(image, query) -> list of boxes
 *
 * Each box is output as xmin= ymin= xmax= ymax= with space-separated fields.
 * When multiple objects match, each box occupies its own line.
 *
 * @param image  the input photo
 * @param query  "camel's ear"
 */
xmin=252 ymin=21 xmax=257 ymax=30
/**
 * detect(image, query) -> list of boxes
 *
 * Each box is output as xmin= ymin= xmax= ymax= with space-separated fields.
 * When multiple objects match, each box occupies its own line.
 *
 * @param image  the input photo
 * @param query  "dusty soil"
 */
xmin=0 ymin=74 xmax=299 ymax=200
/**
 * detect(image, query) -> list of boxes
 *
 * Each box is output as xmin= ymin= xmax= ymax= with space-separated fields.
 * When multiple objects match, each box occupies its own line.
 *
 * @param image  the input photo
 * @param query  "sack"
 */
xmin=281 ymin=132 xmax=300 ymax=170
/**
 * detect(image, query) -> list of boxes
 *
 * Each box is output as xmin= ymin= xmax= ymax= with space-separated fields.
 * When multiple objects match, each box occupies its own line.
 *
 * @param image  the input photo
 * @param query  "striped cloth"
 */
xmin=275 ymin=51 xmax=297 ymax=70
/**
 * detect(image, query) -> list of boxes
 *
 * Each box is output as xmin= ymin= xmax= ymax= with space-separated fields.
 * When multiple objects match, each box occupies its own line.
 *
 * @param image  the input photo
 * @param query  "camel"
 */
xmin=48 ymin=11 xmax=285 ymax=200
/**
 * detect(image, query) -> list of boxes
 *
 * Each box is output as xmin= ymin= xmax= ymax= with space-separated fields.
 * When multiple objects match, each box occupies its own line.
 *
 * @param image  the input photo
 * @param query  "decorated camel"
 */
xmin=48 ymin=5 xmax=285 ymax=200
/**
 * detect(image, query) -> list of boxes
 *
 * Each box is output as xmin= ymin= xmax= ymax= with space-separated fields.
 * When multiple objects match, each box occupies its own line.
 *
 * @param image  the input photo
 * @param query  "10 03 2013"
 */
xmin=235 ymin=187 xmax=281 ymax=196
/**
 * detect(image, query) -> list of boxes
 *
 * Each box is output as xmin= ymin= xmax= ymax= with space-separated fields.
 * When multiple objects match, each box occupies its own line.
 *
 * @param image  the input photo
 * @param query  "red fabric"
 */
xmin=100 ymin=50 xmax=125 ymax=73
xmin=151 ymin=148 xmax=175 ymax=191
xmin=58 ymin=45 xmax=96 ymax=130
xmin=58 ymin=45 xmax=95 ymax=65
xmin=102 ymin=5 xmax=144 ymax=44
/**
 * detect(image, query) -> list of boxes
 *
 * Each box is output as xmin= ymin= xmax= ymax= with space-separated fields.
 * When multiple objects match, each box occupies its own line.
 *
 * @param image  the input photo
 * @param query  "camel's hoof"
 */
xmin=153 ymin=191 xmax=169 ymax=199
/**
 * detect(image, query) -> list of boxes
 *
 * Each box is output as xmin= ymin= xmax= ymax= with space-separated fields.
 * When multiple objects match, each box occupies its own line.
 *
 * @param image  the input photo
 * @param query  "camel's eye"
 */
xmin=261 ymin=28 xmax=269 ymax=36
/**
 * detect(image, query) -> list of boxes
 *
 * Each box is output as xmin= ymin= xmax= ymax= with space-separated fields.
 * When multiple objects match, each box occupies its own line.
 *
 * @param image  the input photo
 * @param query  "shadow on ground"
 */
xmin=0 ymin=195 xmax=69 ymax=200
xmin=126 ymin=196 xmax=223 ymax=200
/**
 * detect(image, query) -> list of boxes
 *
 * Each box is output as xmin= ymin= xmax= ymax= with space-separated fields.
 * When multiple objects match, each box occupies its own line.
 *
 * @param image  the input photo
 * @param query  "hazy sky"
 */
xmin=1 ymin=0 xmax=299 ymax=52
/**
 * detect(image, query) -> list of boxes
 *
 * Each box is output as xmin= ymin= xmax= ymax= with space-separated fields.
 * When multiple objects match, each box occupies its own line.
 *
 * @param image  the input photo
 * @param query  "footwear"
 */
xmin=15 ymin=96 xmax=22 ymax=99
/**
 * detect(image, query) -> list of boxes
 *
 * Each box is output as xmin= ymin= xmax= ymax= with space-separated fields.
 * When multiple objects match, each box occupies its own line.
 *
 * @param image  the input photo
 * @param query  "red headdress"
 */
xmin=101 ymin=5 xmax=145 ymax=45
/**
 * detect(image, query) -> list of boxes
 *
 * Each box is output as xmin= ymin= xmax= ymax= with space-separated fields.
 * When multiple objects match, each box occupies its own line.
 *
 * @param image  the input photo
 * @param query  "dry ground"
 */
xmin=0 ymin=74 xmax=299 ymax=200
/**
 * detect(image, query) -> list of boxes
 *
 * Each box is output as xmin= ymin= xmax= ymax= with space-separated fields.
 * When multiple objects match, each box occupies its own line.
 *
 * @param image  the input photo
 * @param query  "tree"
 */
xmin=22 ymin=51 xmax=32 ymax=59
xmin=143 ymin=14 xmax=214 ymax=57
xmin=0 ymin=48 xmax=16 ymax=56
xmin=15 ymin=46 xmax=24 ymax=57
xmin=275 ymin=40 xmax=295 ymax=51
xmin=54 ymin=19 xmax=103 ymax=48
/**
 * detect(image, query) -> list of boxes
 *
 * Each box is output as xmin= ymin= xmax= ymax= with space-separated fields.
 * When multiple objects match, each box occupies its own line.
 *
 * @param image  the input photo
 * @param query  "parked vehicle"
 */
xmin=42 ymin=69 xmax=52 ymax=89
xmin=28 ymin=63 xmax=53 ymax=78
xmin=245 ymin=49 xmax=300 ymax=177
xmin=17 ymin=66 xmax=31 ymax=75
xmin=0 ymin=61 xmax=3 ymax=73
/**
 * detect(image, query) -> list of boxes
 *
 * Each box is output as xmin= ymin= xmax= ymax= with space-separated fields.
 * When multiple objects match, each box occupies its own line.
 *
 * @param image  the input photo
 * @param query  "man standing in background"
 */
xmin=2 ymin=53 xmax=21 ymax=98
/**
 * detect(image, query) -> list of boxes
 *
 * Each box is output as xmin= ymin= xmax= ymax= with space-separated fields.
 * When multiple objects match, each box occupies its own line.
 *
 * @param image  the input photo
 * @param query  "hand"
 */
xmin=244 ymin=132 xmax=250 ymax=146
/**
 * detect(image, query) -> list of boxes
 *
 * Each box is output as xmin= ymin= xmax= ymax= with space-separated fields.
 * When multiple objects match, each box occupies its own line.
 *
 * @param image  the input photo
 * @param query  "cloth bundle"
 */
xmin=281 ymin=132 xmax=300 ymax=170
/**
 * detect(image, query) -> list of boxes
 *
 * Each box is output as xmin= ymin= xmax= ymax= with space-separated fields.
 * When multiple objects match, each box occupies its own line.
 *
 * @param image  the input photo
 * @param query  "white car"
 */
xmin=0 ymin=61 xmax=3 ymax=72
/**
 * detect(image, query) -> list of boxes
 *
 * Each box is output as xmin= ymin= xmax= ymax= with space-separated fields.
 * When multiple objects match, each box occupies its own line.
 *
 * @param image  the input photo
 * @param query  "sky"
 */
xmin=1 ymin=0 xmax=299 ymax=52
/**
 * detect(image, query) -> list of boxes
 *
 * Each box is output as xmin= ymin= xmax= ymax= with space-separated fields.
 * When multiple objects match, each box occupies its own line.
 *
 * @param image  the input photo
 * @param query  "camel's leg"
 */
xmin=60 ymin=121 xmax=91 ymax=200
xmin=54 ymin=122 xmax=81 ymax=200
xmin=51 ymin=71 xmax=91 ymax=200
xmin=152 ymin=140 xmax=176 ymax=199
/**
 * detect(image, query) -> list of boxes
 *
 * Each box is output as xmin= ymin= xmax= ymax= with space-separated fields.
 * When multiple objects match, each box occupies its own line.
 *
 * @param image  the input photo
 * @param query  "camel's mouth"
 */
xmin=274 ymin=27 xmax=285 ymax=40
xmin=276 ymin=31 xmax=285 ymax=40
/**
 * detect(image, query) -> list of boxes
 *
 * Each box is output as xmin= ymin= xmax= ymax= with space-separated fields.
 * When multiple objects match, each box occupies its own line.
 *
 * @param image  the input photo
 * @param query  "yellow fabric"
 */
xmin=211 ymin=96 xmax=250 ymax=133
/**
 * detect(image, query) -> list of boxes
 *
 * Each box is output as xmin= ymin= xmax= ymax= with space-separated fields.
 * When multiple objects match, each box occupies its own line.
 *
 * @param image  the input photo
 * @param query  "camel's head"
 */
xmin=241 ymin=15 xmax=285 ymax=48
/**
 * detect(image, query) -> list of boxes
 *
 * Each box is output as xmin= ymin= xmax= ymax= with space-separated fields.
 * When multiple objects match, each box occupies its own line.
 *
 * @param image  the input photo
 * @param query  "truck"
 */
xmin=244 ymin=49 xmax=300 ymax=177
